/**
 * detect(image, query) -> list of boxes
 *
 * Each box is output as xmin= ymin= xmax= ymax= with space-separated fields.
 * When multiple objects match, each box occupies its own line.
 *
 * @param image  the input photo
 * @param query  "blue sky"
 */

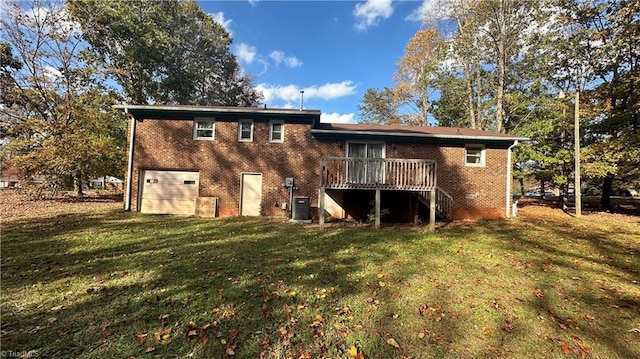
xmin=199 ymin=0 xmax=434 ymax=123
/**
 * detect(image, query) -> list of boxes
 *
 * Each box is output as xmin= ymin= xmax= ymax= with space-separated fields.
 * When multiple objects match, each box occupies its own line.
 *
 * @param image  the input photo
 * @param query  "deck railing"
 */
xmin=321 ymin=157 xmax=436 ymax=190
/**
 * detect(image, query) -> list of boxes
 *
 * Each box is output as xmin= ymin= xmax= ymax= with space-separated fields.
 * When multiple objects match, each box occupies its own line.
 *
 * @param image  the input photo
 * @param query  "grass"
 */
xmin=1 ymin=193 xmax=639 ymax=358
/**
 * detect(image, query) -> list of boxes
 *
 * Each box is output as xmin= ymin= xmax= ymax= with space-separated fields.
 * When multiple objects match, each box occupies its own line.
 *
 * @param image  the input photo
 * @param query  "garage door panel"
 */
xmin=140 ymin=199 xmax=197 ymax=215
xmin=141 ymin=170 xmax=199 ymax=215
xmin=141 ymin=185 xmax=198 ymax=199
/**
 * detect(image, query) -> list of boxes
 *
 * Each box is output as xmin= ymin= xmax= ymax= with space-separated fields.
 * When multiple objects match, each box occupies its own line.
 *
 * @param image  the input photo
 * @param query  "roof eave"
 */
xmin=113 ymin=104 xmax=321 ymax=116
xmin=310 ymin=129 xmax=529 ymax=143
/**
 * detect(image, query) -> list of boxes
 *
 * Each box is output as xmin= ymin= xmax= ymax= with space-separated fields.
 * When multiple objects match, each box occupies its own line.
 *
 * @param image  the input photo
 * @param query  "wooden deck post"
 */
xmin=414 ymin=193 xmax=419 ymax=225
xmin=319 ymin=187 xmax=326 ymax=226
xmin=375 ymin=189 xmax=381 ymax=229
xmin=429 ymin=189 xmax=436 ymax=232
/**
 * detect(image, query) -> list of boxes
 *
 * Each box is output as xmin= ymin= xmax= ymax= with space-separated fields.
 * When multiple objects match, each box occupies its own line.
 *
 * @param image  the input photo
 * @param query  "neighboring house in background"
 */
xmin=0 ymin=167 xmax=22 ymax=188
xmin=116 ymin=105 xmax=528 ymax=230
xmin=88 ymin=176 xmax=124 ymax=190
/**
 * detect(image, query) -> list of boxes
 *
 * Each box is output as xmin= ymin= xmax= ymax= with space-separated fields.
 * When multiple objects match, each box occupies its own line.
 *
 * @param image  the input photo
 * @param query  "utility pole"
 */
xmin=574 ymin=90 xmax=582 ymax=217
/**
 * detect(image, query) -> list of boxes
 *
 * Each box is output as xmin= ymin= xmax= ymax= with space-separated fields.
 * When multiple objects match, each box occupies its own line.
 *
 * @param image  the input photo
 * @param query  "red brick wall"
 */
xmin=126 ymin=118 xmax=508 ymax=219
xmin=129 ymin=118 xmax=341 ymax=217
xmin=388 ymin=143 xmax=507 ymax=219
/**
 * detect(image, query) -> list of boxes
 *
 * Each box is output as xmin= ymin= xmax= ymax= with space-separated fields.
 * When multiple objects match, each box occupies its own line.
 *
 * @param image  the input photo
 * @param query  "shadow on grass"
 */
xmin=2 ymin=207 xmax=638 ymax=358
xmin=3 ymin=211 xmax=442 ymax=357
xmin=458 ymin=213 xmax=639 ymax=358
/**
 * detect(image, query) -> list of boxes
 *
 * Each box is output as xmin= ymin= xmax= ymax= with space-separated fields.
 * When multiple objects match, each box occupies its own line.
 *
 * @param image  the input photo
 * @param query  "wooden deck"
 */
xmin=320 ymin=157 xmax=436 ymax=191
xmin=319 ymin=157 xmax=441 ymax=231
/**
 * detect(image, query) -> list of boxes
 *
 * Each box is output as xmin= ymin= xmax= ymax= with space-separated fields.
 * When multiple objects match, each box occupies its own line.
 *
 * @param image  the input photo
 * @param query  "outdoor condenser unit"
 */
xmin=291 ymin=196 xmax=310 ymax=221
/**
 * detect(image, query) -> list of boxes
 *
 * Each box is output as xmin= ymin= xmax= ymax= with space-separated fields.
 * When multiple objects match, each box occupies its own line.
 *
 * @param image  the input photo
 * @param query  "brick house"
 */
xmin=116 ymin=105 xmax=527 ymax=230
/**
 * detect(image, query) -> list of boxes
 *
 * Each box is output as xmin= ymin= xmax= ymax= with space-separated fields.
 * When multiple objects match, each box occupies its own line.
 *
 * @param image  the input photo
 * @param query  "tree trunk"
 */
xmin=540 ymin=180 xmax=545 ymax=198
xmin=558 ymin=183 xmax=567 ymax=211
xmin=601 ymin=175 xmax=612 ymax=211
xmin=475 ymin=63 xmax=483 ymax=130
xmin=494 ymin=3 xmax=506 ymax=133
xmin=75 ymin=173 xmax=84 ymax=197
xmin=519 ymin=177 xmax=525 ymax=196
xmin=464 ymin=61 xmax=476 ymax=129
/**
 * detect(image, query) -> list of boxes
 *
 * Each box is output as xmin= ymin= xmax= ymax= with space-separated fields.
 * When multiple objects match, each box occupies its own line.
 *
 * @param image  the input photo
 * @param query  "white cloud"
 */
xmin=284 ymin=56 xmax=303 ymax=68
xmin=270 ymin=50 xmax=303 ymax=68
xmin=235 ymin=43 xmax=257 ymax=64
xmin=353 ymin=0 xmax=394 ymax=31
xmin=269 ymin=50 xmax=285 ymax=64
xmin=255 ymin=81 xmax=357 ymax=104
xmin=406 ymin=0 xmax=433 ymax=22
xmin=321 ymin=112 xmax=356 ymax=124
xmin=42 ymin=65 xmax=62 ymax=80
xmin=248 ymin=0 xmax=259 ymax=6
xmin=210 ymin=12 xmax=232 ymax=35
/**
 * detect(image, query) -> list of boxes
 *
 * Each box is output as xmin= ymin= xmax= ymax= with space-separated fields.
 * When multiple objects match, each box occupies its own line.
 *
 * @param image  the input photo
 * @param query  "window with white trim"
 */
xmin=269 ymin=121 xmax=284 ymax=142
xmin=193 ymin=118 xmax=215 ymax=140
xmin=465 ymin=145 xmax=485 ymax=167
xmin=238 ymin=120 xmax=253 ymax=142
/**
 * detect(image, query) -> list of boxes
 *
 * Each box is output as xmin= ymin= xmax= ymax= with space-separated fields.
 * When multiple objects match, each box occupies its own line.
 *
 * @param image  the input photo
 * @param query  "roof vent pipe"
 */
xmin=299 ymin=90 xmax=304 ymax=111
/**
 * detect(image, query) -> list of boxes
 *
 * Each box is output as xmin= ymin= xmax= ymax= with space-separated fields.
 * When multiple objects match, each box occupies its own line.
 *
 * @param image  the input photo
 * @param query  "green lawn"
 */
xmin=1 ymin=197 xmax=639 ymax=358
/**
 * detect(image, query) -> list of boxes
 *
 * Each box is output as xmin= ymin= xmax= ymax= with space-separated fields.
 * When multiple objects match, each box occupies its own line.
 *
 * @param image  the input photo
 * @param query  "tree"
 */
xmin=572 ymin=0 xmax=640 ymax=210
xmin=356 ymin=88 xmax=401 ymax=124
xmin=1 ymin=0 xmax=126 ymax=196
xmin=67 ymin=0 xmax=262 ymax=106
xmin=429 ymin=71 xmax=470 ymax=127
xmin=393 ymin=28 xmax=445 ymax=126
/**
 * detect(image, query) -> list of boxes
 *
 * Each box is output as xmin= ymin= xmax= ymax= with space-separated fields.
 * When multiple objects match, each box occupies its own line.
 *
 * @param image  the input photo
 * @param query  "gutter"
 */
xmin=114 ymin=104 xmax=321 ymax=115
xmin=506 ymin=140 xmax=519 ymax=218
xmin=311 ymin=129 xmax=529 ymax=142
xmin=124 ymin=108 xmax=137 ymax=211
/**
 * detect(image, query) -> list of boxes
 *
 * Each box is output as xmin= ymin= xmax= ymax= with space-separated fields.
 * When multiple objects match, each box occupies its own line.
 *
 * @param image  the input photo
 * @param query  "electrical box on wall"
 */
xmin=284 ymin=177 xmax=294 ymax=187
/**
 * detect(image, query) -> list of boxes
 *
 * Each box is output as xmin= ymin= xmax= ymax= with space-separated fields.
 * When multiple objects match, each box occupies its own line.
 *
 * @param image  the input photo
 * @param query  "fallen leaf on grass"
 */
xmin=482 ymin=326 xmax=494 ymax=336
xmin=347 ymin=345 xmax=358 ymax=357
xmin=559 ymin=340 xmax=572 ymax=354
xmin=135 ymin=333 xmax=148 ymax=347
xmin=386 ymin=338 xmax=400 ymax=348
xmin=533 ymin=289 xmax=544 ymax=299
xmin=628 ymin=328 xmax=640 ymax=333
xmin=154 ymin=327 xmax=172 ymax=344
xmin=145 ymin=346 xmax=155 ymax=353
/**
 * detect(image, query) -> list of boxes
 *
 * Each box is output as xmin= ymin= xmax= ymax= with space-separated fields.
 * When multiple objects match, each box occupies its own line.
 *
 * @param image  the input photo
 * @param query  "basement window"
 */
xmin=465 ymin=145 xmax=485 ymax=167
xmin=194 ymin=118 xmax=215 ymax=140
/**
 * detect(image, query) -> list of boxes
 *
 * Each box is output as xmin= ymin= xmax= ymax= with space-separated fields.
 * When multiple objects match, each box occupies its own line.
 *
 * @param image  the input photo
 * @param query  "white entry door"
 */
xmin=140 ymin=170 xmax=199 ymax=215
xmin=240 ymin=173 xmax=262 ymax=216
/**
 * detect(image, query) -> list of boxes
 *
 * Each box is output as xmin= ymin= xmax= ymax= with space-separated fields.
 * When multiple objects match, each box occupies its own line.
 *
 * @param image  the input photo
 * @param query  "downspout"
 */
xmin=506 ymin=140 xmax=518 ymax=218
xmin=124 ymin=108 xmax=137 ymax=211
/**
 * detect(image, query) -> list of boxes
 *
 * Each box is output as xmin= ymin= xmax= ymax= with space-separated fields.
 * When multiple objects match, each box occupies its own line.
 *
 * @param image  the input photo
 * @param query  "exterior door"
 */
xmin=240 ymin=173 xmax=262 ymax=216
xmin=140 ymin=170 xmax=199 ymax=215
xmin=347 ymin=142 xmax=385 ymax=184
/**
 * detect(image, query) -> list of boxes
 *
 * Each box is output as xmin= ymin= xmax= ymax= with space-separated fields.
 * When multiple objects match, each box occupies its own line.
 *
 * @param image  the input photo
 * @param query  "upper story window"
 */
xmin=465 ymin=145 xmax=485 ymax=167
xmin=194 ymin=118 xmax=215 ymax=140
xmin=238 ymin=120 xmax=254 ymax=142
xmin=269 ymin=121 xmax=284 ymax=143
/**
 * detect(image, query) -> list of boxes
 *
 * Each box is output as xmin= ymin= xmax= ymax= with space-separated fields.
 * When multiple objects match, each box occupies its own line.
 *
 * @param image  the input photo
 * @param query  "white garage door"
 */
xmin=140 ymin=170 xmax=199 ymax=215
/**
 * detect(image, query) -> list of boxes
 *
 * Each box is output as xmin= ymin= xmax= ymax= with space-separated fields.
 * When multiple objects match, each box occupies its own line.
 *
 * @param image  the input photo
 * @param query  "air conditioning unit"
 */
xmin=291 ymin=196 xmax=310 ymax=221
